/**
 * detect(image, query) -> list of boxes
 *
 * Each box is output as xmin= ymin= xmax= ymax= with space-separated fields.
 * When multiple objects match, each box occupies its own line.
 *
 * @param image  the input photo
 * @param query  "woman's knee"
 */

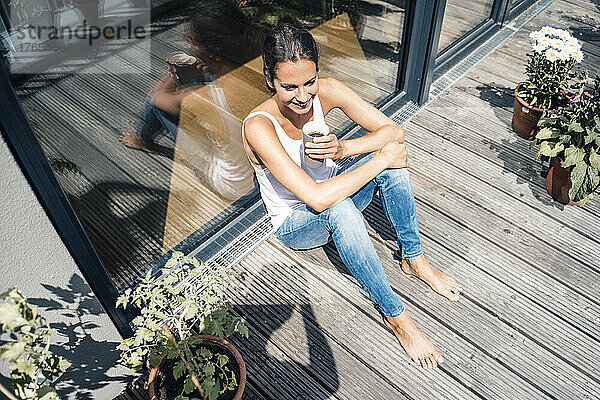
xmin=325 ymin=198 xmax=364 ymax=225
xmin=377 ymin=167 xmax=411 ymax=187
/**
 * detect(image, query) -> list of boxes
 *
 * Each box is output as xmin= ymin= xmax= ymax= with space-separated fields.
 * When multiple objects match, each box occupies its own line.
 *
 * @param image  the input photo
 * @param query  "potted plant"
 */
xmin=513 ymin=26 xmax=584 ymax=140
xmin=117 ymin=252 xmax=249 ymax=400
xmin=531 ymin=75 xmax=600 ymax=205
xmin=0 ymin=287 xmax=71 ymax=400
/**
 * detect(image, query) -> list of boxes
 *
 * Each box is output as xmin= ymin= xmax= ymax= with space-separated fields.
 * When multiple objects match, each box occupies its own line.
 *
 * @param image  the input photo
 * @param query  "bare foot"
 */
xmin=119 ymin=131 xmax=153 ymax=153
xmin=385 ymin=311 xmax=444 ymax=369
xmin=401 ymin=254 xmax=462 ymax=301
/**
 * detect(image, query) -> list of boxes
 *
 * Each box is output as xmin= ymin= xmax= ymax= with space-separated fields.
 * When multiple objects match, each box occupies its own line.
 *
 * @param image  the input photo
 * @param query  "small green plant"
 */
xmin=117 ymin=252 xmax=248 ymax=400
xmin=531 ymin=75 xmax=600 ymax=205
xmin=0 ymin=288 xmax=71 ymax=400
xmin=518 ymin=26 xmax=583 ymax=110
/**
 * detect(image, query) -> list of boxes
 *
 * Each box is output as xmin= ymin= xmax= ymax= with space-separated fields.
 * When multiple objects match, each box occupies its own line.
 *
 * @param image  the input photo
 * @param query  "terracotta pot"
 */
xmin=148 ymin=335 xmax=246 ymax=400
xmin=512 ymin=85 xmax=545 ymax=140
xmin=546 ymin=157 xmax=577 ymax=205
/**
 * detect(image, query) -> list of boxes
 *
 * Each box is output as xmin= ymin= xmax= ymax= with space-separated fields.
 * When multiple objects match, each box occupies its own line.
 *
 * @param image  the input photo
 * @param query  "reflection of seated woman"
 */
xmin=242 ymin=25 xmax=463 ymax=369
xmin=119 ymin=30 xmax=255 ymax=200
xmin=118 ymin=47 xmax=213 ymax=153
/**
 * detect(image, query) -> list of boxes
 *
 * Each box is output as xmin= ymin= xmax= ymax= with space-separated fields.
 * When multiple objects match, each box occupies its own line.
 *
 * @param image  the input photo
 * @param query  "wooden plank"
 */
xmin=402 ymin=116 xmax=600 ymax=266
xmin=245 ymin=238 xmax=554 ymax=399
xmin=233 ymin=244 xmax=488 ymax=399
xmin=404 ymin=92 xmax=600 ymax=300
xmin=415 ymin=102 xmax=600 ymax=224
xmin=225 ymin=289 xmax=412 ymax=399
xmin=429 ymin=80 xmax=600 ymax=209
xmin=361 ymin=200 xmax=600 ymax=399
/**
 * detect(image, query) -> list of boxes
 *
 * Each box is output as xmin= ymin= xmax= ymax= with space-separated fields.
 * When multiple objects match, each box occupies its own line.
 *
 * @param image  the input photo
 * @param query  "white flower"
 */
xmin=536 ymin=36 xmax=551 ymax=49
xmin=540 ymin=26 xmax=556 ymax=35
xmin=545 ymin=48 xmax=559 ymax=62
xmin=570 ymin=49 xmax=584 ymax=62
xmin=556 ymin=29 xmax=573 ymax=41
xmin=529 ymin=31 xmax=545 ymax=41
xmin=564 ymin=38 xmax=582 ymax=52
xmin=556 ymin=51 xmax=570 ymax=61
xmin=551 ymin=40 xmax=565 ymax=50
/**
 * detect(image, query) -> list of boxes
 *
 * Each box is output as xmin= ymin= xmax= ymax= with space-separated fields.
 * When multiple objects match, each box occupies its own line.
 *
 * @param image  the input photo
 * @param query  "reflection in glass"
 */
xmin=2 ymin=0 xmax=406 ymax=291
xmin=437 ymin=0 xmax=494 ymax=55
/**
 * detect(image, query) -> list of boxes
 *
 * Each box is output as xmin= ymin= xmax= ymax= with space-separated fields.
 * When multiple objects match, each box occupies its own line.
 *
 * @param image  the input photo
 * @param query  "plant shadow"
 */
xmin=28 ymin=274 xmax=132 ymax=400
xmin=224 ymin=262 xmax=340 ymax=399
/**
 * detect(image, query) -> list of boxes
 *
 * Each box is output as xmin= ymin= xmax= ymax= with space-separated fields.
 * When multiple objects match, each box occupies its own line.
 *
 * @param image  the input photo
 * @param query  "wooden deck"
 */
xmin=215 ymin=1 xmax=600 ymax=399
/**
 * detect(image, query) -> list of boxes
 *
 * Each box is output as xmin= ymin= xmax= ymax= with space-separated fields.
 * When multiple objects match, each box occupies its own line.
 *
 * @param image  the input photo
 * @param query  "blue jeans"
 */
xmin=274 ymin=152 xmax=423 ymax=318
xmin=135 ymin=94 xmax=179 ymax=144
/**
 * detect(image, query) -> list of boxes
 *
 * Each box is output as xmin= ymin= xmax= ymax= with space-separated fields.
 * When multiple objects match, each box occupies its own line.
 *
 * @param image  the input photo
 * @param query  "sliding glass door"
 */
xmin=1 ymin=0 xmax=409 ymax=294
xmin=437 ymin=0 xmax=496 ymax=55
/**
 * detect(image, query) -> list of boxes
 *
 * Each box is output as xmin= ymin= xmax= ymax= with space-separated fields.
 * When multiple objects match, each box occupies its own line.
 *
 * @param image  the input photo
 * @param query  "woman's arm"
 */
xmin=150 ymin=75 xmax=204 ymax=116
xmin=244 ymin=115 xmax=407 ymax=212
xmin=309 ymin=78 xmax=404 ymax=159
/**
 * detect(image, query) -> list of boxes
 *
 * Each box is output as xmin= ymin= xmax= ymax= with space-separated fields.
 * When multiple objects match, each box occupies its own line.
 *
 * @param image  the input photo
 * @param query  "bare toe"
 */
xmin=436 ymin=352 xmax=445 ymax=364
xmin=426 ymin=357 xmax=434 ymax=369
xmin=429 ymin=355 xmax=438 ymax=369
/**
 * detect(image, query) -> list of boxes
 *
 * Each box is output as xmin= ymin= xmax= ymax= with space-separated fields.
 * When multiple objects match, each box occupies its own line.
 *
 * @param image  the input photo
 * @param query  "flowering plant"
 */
xmin=531 ymin=75 xmax=600 ymax=205
xmin=518 ymin=26 xmax=584 ymax=110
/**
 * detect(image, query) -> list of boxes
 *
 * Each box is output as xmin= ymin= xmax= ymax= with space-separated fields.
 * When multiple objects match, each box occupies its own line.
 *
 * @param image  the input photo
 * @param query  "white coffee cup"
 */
xmin=302 ymin=121 xmax=330 ymax=169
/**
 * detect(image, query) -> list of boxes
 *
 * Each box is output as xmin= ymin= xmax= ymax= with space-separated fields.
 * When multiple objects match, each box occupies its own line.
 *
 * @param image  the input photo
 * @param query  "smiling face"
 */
xmin=270 ymin=58 xmax=319 ymax=115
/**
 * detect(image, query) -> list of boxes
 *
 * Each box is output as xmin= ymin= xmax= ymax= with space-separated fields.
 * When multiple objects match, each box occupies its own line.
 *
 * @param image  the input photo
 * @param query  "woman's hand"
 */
xmin=376 ymin=141 xmax=409 ymax=169
xmin=305 ymin=134 xmax=346 ymax=160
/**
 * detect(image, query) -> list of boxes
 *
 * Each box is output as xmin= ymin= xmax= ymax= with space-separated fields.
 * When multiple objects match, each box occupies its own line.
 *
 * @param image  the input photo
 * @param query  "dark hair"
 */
xmin=262 ymin=25 xmax=319 ymax=93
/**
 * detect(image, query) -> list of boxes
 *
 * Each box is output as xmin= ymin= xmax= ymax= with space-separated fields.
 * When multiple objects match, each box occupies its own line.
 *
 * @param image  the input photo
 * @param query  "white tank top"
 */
xmin=241 ymin=94 xmax=339 ymax=230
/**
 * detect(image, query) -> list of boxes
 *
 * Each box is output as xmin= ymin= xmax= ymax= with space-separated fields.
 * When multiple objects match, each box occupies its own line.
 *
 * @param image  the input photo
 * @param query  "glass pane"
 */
xmin=2 ymin=0 xmax=406 ymax=291
xmin=437 ymin=0 xmax=495 ymax=54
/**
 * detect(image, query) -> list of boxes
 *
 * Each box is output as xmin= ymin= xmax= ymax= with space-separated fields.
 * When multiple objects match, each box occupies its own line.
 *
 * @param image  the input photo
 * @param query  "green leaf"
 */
xmin=183 ymin=377 xmax=195 ymax=394
xmin=589 ymin=148 xmax=600 ymax=170
xmin=238 ymin=322 xmax=249 ymax=338
xmin=562 ymin=146 xmax=586 ymax=168
xmin=0 ymin=303 xmax=28 ymax=330
xmin=585 ymin=127 xmax=599 ymax=145
xmin=173 ymin=360 xmax=186 ymax=380
xmin=569 ymin=162 xmax=600 ymax=204
xmin=115 ymin=294 xmax=127 ymax=309
xmin=174 ymin=396 xmax=189 ymax=400
xmin=203 ymin=362 xmax=215 ymax=377
xmin=58 ymin=358 xmax=71 ymax=372
xmin=37 ymin=385 xmax=59 ymax=400
xmin=13 ymin=359 xmax=35 ymax=376
xmin=568 ymin=121 xmax=584 ymax=132
xmin=202 ymin=377 xmax=219 ymax=400
xmin=536 ymin=142 xmax=553 ymax=158
xmin=0 ymin=342 xmax=25 ymax=362
xmin=559 ymin=134 xmax=571 ymax=144
xmin=148 ymin=352 xmax=162 ymax=367
xmin=184 ymin=304 xmax=199 ymax=321
xmin=199 ymin=347 xmax=211 ymax=359
xmin=217 ymin=354 xmax=228 ymax=368
xmin=535 ymin=127 xmax=557 ymax=140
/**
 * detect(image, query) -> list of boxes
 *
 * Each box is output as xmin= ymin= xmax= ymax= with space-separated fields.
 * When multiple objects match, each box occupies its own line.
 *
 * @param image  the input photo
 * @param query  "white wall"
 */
xmin=0 ymin=134 xmax=136 ymax=399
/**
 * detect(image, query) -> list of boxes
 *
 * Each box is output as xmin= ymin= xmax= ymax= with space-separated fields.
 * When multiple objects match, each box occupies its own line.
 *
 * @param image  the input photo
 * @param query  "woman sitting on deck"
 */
xmin=241 ymin=25 xmax=463 ymax=369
